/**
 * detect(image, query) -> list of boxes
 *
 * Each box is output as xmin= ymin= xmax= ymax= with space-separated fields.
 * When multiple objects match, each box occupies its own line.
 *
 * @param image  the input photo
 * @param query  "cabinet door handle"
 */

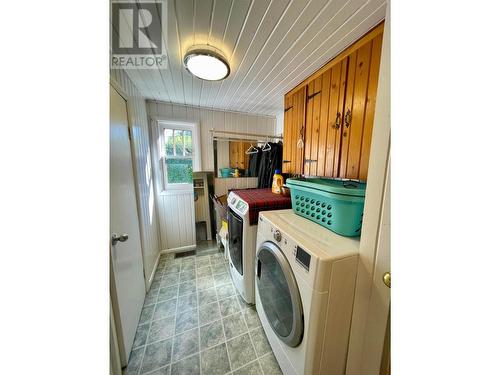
xmin=344 ymin=109 xmax=352 ymax=128
xmin=334 ymin=112 xmax=341 ymax=129
xmin=283 ymin=160 xmax=291 ymax=163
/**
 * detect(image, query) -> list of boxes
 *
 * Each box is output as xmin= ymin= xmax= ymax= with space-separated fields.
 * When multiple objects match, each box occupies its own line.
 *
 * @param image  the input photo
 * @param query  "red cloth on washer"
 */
xmin=232 ymin=188 xmax=292 ymax=225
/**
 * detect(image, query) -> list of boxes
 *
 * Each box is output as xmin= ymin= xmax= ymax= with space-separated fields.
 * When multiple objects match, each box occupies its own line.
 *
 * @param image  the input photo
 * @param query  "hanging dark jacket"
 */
xmin=258 ymin=142 xmax=283 ymax=188
xmin=247 ymin=147 xmax=262 ymax=177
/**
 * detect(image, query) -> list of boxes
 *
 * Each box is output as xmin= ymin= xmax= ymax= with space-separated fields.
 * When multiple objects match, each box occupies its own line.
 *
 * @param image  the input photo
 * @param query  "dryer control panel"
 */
xmin=228 ymin=191 xmax=248 ymax=216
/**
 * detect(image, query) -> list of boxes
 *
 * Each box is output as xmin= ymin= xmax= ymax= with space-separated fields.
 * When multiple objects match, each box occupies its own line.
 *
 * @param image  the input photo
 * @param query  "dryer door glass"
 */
xmin=228 ymin=208 xmax=243 ymax=275
xmin=256 ymin=241 xmax=303 ymax=347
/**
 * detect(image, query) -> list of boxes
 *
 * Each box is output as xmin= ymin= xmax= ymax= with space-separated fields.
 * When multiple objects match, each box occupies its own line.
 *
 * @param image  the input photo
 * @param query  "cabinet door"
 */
xmin=291 ymin=87 xmax=306 ymax=175
xmin=304 ymin=71 xmax=331 ymax=176
xmin=282 ymin=93 xmax=293 ymax=174
xmin=339 ymin=33 xmax=383 ymax=180
xmin=324 ymin=57 xmax=349 ymax=177
xmin=315 ymin=69 xmax=332 ymax=176
xmin=282 ymin=87 xmax=306 ymax=175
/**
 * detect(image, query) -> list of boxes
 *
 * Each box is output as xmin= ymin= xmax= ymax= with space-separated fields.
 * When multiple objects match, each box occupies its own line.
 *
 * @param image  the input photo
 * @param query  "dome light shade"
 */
xmin=183 ymin=45 xmax=230 ymax=81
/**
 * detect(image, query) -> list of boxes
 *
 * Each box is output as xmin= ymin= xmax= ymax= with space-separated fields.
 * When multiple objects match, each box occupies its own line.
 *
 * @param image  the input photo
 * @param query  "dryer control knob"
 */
xmin=274 ymin=230 xmax=282 ymax=242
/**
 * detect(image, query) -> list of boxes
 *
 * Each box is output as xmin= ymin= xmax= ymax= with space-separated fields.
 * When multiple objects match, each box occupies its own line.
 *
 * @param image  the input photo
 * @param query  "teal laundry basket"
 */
xmin=286 ymin=177 xmax=366 ymax=237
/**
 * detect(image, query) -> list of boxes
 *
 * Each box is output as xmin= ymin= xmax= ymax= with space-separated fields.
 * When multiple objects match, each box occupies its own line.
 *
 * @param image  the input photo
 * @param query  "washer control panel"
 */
xmin=273 ymin=230 xmax=282 ymax=242
xmin=269 ymin=224 xmax=310 ymax=273
xmin=295 ymin=246 xmax=311 ymax=271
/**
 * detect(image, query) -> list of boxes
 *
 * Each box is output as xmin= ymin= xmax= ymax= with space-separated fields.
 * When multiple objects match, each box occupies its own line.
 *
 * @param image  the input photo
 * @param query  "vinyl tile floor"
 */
xmin=125 ymin=244 xmax=283 ymax=375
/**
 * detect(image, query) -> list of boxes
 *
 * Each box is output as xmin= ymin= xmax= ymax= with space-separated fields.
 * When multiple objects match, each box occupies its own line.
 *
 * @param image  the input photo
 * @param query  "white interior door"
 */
xmin=360 ymin=161 xmax=391 ymax=374
xmin=110 ymin=85 xmax=146 ymax=366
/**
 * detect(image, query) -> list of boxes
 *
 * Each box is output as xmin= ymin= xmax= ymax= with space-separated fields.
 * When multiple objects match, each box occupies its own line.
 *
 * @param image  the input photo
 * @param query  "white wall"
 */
xmin=275 ymin=109 xmax=284 ymax=136
xmin=110 ymin=69 xmax=161 ymax=290
xmin=147 ymin=101 xmax=276 ymax=250
xmin=214 ymin=177 xmax=259 ymax=197
xmin=147 ymin=102 xmax=277 ymax=172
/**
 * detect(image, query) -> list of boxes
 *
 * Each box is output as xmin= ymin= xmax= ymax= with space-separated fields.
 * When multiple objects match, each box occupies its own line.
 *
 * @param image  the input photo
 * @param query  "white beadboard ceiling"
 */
xmin=116 ymin=0 xmax=386 ymax=116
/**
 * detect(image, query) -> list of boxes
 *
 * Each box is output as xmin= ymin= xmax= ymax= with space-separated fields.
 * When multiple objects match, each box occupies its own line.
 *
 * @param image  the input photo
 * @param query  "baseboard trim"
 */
xmin=160 ymin=244 xmax=197 ymax=254
xmin=147 ymin=252 xmax=162 ymax=291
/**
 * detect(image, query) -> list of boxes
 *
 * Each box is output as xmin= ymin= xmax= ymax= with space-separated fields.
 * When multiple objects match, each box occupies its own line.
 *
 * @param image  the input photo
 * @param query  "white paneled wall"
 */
xmin=147 ymin=101 xmax=277 ymax=172
xmin=275 ymin=110 xmax=285 ymax=136
xmin=214 ymin=177 xmax=259 ymax=197
xmin=110 ymin=69 xmax=160 ymax=290
xmin=157 ymin=191 xmax=196 ymax=251
xmin=147 ymin=101 xmax=276 ymax=250
xmin=216 ymin=141 xmax=230 ymax=175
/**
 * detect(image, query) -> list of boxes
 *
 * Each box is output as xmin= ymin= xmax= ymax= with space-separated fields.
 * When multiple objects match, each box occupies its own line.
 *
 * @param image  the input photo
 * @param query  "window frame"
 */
xmin=157 ymin=121 xmax=200 ymax=192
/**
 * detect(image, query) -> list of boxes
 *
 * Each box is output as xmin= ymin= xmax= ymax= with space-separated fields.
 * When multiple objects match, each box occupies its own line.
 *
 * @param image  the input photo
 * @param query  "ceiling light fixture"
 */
xmin=183 ymin=45 xmax=230 ymax=81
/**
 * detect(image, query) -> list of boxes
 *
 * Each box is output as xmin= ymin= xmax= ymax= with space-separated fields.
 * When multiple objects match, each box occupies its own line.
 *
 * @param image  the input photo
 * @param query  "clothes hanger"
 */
xmin=245 ymin=143 xmax=258 ymax=154
xmin=262 ymin=136 xmax=272 ymax=152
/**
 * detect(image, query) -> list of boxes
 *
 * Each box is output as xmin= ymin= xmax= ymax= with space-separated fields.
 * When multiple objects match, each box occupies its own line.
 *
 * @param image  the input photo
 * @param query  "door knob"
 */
xmin=111 ymin=233 xmax=129 ymax=245
xmin=382 ymin=272 xmax=391 ymax=288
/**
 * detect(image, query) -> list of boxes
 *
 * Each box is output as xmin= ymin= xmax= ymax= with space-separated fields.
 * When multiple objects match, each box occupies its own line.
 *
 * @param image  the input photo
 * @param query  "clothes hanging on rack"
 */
xmin=247 ymin=147 xmax=262 ymax=177
xmin=257 ymin=142 xmax=283 ymax=188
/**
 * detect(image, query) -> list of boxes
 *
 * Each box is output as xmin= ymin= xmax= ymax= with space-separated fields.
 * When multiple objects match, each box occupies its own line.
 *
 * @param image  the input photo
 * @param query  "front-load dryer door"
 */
xmin=256 ymin=241 xmax=303 ymax=347
xmin=228 ymin=208 xmax=244 ymax=275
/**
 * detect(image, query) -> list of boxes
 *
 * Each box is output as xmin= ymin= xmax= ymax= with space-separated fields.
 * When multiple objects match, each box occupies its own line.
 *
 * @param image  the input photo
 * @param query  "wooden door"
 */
xmin=339 ymin=33 xmax=383 ymax=180
xmin=304 ymin=70 xmax=331 ymax=176
xmin=324 ymin=56 xmax=349 ymax=177
xmin=282 ymin=93 xmax=293 ymax=174
xmin=282 ymin=86 xmax=306 ymax=175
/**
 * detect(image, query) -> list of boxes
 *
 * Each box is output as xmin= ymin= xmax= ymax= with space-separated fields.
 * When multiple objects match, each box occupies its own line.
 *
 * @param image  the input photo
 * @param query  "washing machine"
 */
xmin=255 ymin=209 xmax=360 ymax=375
xmin=227 ymin=188 xmax=291 ymax=304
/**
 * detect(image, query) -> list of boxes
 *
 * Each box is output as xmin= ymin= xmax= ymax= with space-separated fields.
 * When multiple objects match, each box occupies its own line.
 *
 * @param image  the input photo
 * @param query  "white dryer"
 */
xmin=227 ymin=189 xmax=291 ymax=304
xmin=255 ymin=209 xmax=359 ymax=375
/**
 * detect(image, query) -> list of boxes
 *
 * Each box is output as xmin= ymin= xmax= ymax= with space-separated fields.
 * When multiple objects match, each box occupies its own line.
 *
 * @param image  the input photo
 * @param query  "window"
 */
xmin=163 ymin=128 xmax=193 ymax=184
xmin=158 ymin=121 xmax=200 ymax=190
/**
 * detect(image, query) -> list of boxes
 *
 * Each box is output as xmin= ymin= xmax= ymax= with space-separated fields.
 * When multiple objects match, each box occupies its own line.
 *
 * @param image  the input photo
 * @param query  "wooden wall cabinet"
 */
xmin=283 ymin=23 xmax=384 ymax=181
